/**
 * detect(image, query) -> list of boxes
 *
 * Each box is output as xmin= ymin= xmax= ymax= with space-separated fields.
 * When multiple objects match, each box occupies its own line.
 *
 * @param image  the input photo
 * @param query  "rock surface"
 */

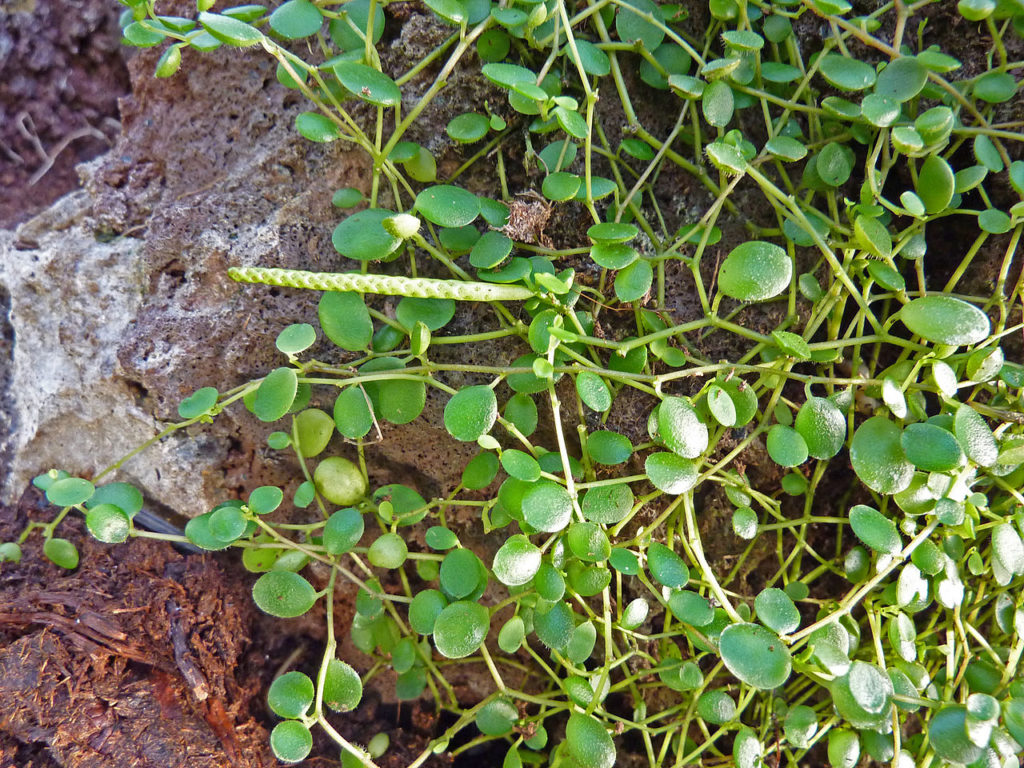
xmin=1 ymin=6 xmax=479 ymax=516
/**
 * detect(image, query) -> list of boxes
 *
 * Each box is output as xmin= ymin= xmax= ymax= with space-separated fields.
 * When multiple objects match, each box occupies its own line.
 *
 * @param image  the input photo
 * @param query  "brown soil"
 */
xmin=0 ymin=487 xmax=452 ymax=768
xmin=0 ymin=487 xmax=274 ymax=768
xmin=0 ymin=0 xmax=129 ymax=229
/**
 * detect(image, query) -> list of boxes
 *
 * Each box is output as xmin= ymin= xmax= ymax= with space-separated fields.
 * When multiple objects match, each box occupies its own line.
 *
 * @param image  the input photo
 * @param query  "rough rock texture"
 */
xmin=1 ymin=7 xmax=486 ymax=515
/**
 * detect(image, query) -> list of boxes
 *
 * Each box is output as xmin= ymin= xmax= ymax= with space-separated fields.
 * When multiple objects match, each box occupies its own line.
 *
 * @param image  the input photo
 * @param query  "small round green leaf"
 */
xmin=276 ymin=323 xmax=316 ymax=355
xmin=87 ymin=482 xmax=143 ymax=518
xmin=766 ymin=424 xmax=808 ymax=467
xmin=849 ymin=504 xmax=901 ymax=555
xmin=669 ymin=590 xmax=714 ymax=626
xmin=754 ymin=588 xmax=800 ymax=634
xmin=470 ymin=231 xmax=513 ymax=269
xmin=917 ymin=155 xmax=955 ymax=214
xmin=268 ymin=671 xmax=314 ymax=719
xmin=794 ymin=397 xmax=846 ymax=459
xmin=123 ymin=21 xmax=167 ymax=47
xmin=874 ymin=56 xmax=928 ymax=102
xmin=269 ymin=0 xmax=322 ymax=38
xmin=319 ymin=292 xmax=372 ymax=351
xmin=324 ymin=658 xmax=362 ymax=712
xmin=576 ymin=371 xmax=612 ymax=412
xmin=581 ymin=484 xmax=634 ymax=524
xmin=522 ymin=481 xmax=573 ymax=532
xmin=901 ymin=422 xmax=964 ymax=471
xmin=421 ymin=526 xmax=456 ymax=551
xmin=324 ymin=507 xmax=364 ymax=554
xmin=332 ymin=208 xmax=402 ymax=261
xmin=447 ymin=112 xmax=489 ymax=143
xmin=588 ymin=221 xmax=639 ymax=243
xmin=46 ymin=477 xmax=95 ymax=507
xmin=765 ymin=135 xmax=808 ymax=162
xmin=333 ymin=386 xmax=373 ymax=440
xmin=492 ymin=535 xmax=542 ymax=586
xmin=423 ymin=0 xmax=474 ymax=23
xmin=293 ymin=408 xmax=334 ymax=459
xmin=477 ymin=698 xmax=518 ymax=736
xmin=433 ymin=600 xmax=489 ymax=658
xmin=192 ymin=503 xmax=238 ymax=543
xmin=719 ymin=623 xmax=792 ymax=689
xmin=718 ymin=241 xmax=792 ymax=302
xmin=314 ymin=456 xmax=367 ymax=506
xmin=610 ymin=547 xmax=639 ymax=575
xmin=978 ymin=209 xmax=1012 ymax=234
xmin=270 ymin=721 xmax=313 ymax=764
xmin=620 ymin=598 xmax=649 ymax=629
xmin=850 ymin=416 xmax=914 ymax=494
xmin=566 ymin=713 xmax=616 ymax=768
xmin=396 ymin=297 xmax=455 ymax=332
xmin=702 ymin=79 xmax=734 ymax=127
xmin=252 ymin=571 xmax=317 ymax=618
xmin=899 ymin=296 xmax=991 ymax=346
xmin=178 ymin=386 xmax=219 ymax=418
xmin=1003 ymin=699 xmax=1024 ymax=746
xmin=295 ymin=112 xmax=340 ymax=142
xmin=332 ymin=187 xmax=364 ymax=208
xmin=85 ymin=504 xmax=131 ymax=544
xmin=409 ymin=589 xmax=447 ymax=635
xmin=444 ymin=386 xmax=498 ymax=442
xmin=368 ymin=532 xmax=408 ymax=569
xmin=415 ymin=185 xmax=480 ymax=228
xmin=198 ymin=11 xmax=264 ymax=46
xmin=360 ymin=359 xmax=426 ymax=425
xmin=587 ymin=430 xmax=632 ymax=465
xmin=959 ymin=0 xmax=996 ymax=20
xmin=732 ymin=506 xmax=758 ymax=539
xmin=645 ymin=453 xmax=698 ymax=494
xmin=493 ymin=618 xmax=525 ymax=659
xmin=541 ymin=172 xmax=581 ymax=202
xmin=816 ymin=143 xmax=852 ymax=186
xmin=658 ymin=397 xmax=708 ymax=459
xmin=254 ymin=367 xmax=298 ymax=422
xmin=43 ymin=538 xmax=79 ymax=569
xmin=533 ymin=562 xmax=565 ymax=602
xmin=706 ymin=384 xmax=737 ymax=426
xmin=333 ymin=61 xmax=401 ymax=107
xmin=185 ymin=512 xmax=232 ymax=551
xmin=481 ymin=62 xmax=536 ymax=88
xmin=647 ymin=542 xmax=689 ymax=588
xmin=954 ymin=404 xmax=998 ymax=466
xmin=499 ymin=449 xmax=539 ymax=482
xmin=828 ymin=729 xmax=860 ymax=768
xmin=614 ymin=258 xmax=654 ymax=302
xmin=973 ymin=71 xmax=1017 ymax=103
xmin=819 ymin=54 xmax=876 ymax=91
xmin=462 ymin=451 xmax=499 ymax=489
xmin=928 ymin=706 xmax=984 ymax=764
xmin=591 ymin=243 xmax=638 ymax=270
xmin=567 ymin=522 xmax=611 ymax=562
xmin=784 ymin=705 xmax=819 ymax=748
xmin=697 ymin=689 xmax=737 ymax=724
xmin=440 ymin=548 xmax=485 ymax=599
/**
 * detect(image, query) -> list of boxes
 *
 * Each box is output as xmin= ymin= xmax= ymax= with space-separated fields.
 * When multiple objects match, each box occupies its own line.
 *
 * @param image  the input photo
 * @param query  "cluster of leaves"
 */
xmin=7 ymin=0 xmax=1024 ymax=766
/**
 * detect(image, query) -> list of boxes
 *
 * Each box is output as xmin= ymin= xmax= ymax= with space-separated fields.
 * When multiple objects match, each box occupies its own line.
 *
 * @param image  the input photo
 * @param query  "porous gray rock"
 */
xmin=0 ymin=8 xmax=488 ymax=517
xmin=0 ymin=36 xmax=355 ymax=513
